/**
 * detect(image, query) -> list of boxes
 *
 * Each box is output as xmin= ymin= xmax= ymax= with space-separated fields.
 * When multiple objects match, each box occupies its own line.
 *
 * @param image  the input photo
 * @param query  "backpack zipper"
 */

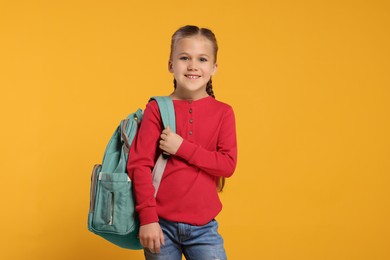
xmin=108 ymin=192 xmax=114 ymax=225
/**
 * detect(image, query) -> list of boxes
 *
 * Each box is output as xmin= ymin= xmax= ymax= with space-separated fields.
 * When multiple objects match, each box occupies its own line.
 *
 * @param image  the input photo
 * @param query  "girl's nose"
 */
xmin=187 ymin=62 xmax=198 ymax=70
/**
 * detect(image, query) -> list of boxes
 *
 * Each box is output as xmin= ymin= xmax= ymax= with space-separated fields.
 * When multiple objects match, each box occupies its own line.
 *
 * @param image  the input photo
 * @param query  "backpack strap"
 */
xmin=149 ymin=96 xmax=176 ymax=196
xmin=149 ymin=96 xmax=176 ymax=133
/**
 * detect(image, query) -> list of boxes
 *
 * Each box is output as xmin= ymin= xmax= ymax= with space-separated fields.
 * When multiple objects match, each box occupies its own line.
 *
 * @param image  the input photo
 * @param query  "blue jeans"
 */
xmin=144 ymin=218 xmax=227 ymax=260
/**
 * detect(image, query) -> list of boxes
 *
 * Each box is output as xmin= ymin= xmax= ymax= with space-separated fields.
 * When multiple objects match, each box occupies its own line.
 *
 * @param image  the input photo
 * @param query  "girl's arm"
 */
xmin=127 ymin=102 xmax=165 ymax=253
xmin=161 ymin=107 xmax=237 ymax=177
xmin=127 ymin=102 xmax=161 ymax=225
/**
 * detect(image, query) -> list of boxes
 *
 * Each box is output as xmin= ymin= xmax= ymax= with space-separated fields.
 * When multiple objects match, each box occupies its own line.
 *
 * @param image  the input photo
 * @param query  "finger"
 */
xmin=160 ymin=229 xmax=165 ymax=246
xmin=140 ymin=238 xmax=146 ymax=248
xmin=154 ymin=240 xmax=161 ymax=254
xmin=140 ymin=238 xmax=154 ymax=253
xmin=164 ymin=126 xmax=171 ymax=134
xmin=160 ymin=144 xmax=168 ymax=153
xmin=146 ymin=240 xmax=155 ymax=254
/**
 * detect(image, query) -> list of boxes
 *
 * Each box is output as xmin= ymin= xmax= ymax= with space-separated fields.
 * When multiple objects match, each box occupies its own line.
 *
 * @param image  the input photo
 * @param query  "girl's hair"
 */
xmin=170 ymin=25 xmax=225 ymax=192
xmin=170 ymin=25 xmax=218 ymax=99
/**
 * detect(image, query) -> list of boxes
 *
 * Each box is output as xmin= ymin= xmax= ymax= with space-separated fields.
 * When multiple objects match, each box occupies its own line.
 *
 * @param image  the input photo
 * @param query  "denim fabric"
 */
xmin=144 ymin=218 xmax=227 ymax=260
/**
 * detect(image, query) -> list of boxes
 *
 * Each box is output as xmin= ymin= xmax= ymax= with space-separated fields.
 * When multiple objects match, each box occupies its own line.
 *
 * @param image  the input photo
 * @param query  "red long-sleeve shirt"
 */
xmin=127 ymin=96 xmax=237 ymax=226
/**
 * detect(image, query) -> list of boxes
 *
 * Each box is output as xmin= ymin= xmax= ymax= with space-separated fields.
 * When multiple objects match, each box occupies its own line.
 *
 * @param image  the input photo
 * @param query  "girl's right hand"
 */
xmin=159 ymin=126 xmax=183 ymax=155
xmin=139 ymin=222 xmax=165 ymax=254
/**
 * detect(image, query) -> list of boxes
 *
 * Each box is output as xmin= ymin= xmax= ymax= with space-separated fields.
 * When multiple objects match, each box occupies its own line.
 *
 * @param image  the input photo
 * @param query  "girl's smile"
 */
xmin=185 ymin=74 xmax=201 ymax=79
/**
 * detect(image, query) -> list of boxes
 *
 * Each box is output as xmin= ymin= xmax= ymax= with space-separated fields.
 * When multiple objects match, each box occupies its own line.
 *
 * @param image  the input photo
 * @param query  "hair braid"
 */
xmin=206 ymin=78 xmax=215 ymax=98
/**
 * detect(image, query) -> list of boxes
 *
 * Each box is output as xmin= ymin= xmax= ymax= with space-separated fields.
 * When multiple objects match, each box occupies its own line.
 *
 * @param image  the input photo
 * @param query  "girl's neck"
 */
xmin=170 ymin=89 xmax=209 ymax=101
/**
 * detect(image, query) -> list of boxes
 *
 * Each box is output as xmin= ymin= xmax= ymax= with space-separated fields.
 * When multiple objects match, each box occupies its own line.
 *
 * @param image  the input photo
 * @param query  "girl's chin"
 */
xmin=176 ymin=86 xmax=207 ymax=93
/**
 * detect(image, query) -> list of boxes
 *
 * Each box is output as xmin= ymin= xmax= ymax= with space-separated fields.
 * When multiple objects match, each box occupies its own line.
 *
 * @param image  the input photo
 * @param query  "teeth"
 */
xmin=186 ymin=75 xmax=200 ymax=79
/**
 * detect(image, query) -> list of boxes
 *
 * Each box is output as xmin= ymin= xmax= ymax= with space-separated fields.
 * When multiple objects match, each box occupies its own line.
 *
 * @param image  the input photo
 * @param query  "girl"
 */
xmin=127 ymin=25 xmax=237 ymax=260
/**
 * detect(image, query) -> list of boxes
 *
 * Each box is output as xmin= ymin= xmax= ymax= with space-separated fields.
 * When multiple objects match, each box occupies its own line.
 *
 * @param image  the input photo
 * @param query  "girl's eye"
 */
xmin=180 ymin=56 xmax=189 ymax=61
xmin=199 ymin=57 xmax=208 ymax=62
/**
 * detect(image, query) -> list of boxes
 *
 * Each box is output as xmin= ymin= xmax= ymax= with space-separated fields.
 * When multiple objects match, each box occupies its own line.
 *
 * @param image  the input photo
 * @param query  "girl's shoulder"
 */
xmin=211 ymin=97 xmax=233 ymax=109
xmin=208 ymin=97 xmax=234 ymax=114
xmin=199 ymin=97 xmax=235 ymax=120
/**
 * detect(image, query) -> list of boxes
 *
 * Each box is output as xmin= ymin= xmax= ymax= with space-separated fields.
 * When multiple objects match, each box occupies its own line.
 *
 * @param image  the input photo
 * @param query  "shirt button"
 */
xmin=189 ymin=108 xmax=192 ymax=114
xmin=189 ymin=131 xmax=193 ymax=135
xmin=189 ymin=119 xmax=193 ymax=124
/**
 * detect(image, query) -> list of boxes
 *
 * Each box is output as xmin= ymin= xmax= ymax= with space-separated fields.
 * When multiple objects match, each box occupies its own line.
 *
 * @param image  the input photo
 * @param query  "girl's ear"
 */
xmin=168 ymin=61 xmax=174 ymax=73
xmin=212 ymin=63 xmax=218 ymax=76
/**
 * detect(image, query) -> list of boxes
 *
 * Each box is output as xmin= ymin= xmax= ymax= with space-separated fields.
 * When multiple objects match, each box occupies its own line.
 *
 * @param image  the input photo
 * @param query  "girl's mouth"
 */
xmin=185 ymin=75 xmax=201 ymax=79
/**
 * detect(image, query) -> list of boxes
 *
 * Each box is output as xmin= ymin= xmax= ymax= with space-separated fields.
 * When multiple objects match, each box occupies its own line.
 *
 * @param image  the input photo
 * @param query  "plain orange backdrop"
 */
xmin=1 ymin=0 xmax=389 ymax=259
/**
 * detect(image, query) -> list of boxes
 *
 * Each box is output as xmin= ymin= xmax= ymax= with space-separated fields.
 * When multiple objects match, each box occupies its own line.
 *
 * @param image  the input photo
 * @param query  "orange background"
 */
xmin=1 ymin=0 xmax=389 ymax=259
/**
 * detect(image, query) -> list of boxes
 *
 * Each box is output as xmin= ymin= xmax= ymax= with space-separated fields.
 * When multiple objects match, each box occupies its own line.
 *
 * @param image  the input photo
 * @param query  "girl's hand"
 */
xmin=159 ymin=126 xmax=183 ymax=155
xmin=139 ymin=222 xmax=165 ymax=254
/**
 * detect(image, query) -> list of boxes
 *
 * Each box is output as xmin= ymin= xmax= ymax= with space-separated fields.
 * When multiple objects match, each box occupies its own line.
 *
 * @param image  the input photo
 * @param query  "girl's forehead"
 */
xmin=174 ymin=36 xmax=214 ymax=53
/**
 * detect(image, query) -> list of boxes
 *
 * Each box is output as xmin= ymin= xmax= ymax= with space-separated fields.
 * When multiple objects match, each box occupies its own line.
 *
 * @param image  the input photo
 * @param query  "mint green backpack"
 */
xmin=88 ymin=97 xmax=175 ymax=249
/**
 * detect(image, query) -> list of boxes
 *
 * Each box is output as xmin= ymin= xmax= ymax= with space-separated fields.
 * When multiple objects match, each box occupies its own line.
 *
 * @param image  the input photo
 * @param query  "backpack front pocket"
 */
xmin=92 ymin=172 xmax=137 ymax=234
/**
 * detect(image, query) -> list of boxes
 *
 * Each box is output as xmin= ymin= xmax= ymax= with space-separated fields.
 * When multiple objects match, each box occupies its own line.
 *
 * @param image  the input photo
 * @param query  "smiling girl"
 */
xmin=127 ymin=25 xmax=237 ymax=260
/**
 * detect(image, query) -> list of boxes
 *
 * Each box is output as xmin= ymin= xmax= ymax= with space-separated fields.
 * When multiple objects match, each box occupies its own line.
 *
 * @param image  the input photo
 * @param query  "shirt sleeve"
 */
xmin=127 ymin=101 xmax=161 ymax=225
xmin=175 ymin=106 xmax=237 ymax=177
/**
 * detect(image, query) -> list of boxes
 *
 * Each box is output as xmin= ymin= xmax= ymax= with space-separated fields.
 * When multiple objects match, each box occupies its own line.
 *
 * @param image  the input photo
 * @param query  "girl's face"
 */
xmin=169 ymin=35 xmax=217 ymax=100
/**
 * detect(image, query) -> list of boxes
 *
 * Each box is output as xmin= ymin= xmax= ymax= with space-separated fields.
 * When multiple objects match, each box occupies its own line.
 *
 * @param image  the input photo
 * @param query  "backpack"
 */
xmin=88 ymin=96 xmax=176 ymax=249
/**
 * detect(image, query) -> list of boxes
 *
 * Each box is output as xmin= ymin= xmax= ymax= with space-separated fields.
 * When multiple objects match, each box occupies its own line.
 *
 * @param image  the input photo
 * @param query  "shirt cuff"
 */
xmin=175 ymin=139 xmax=198 ymax=162
xmin=138 ymin=207 xmax=159 ymax=226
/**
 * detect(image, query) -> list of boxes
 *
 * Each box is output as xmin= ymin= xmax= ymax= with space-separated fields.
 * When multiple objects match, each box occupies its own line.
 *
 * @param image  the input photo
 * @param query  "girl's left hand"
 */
xmin=159 ymin=126 xmax=183 ymax=155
